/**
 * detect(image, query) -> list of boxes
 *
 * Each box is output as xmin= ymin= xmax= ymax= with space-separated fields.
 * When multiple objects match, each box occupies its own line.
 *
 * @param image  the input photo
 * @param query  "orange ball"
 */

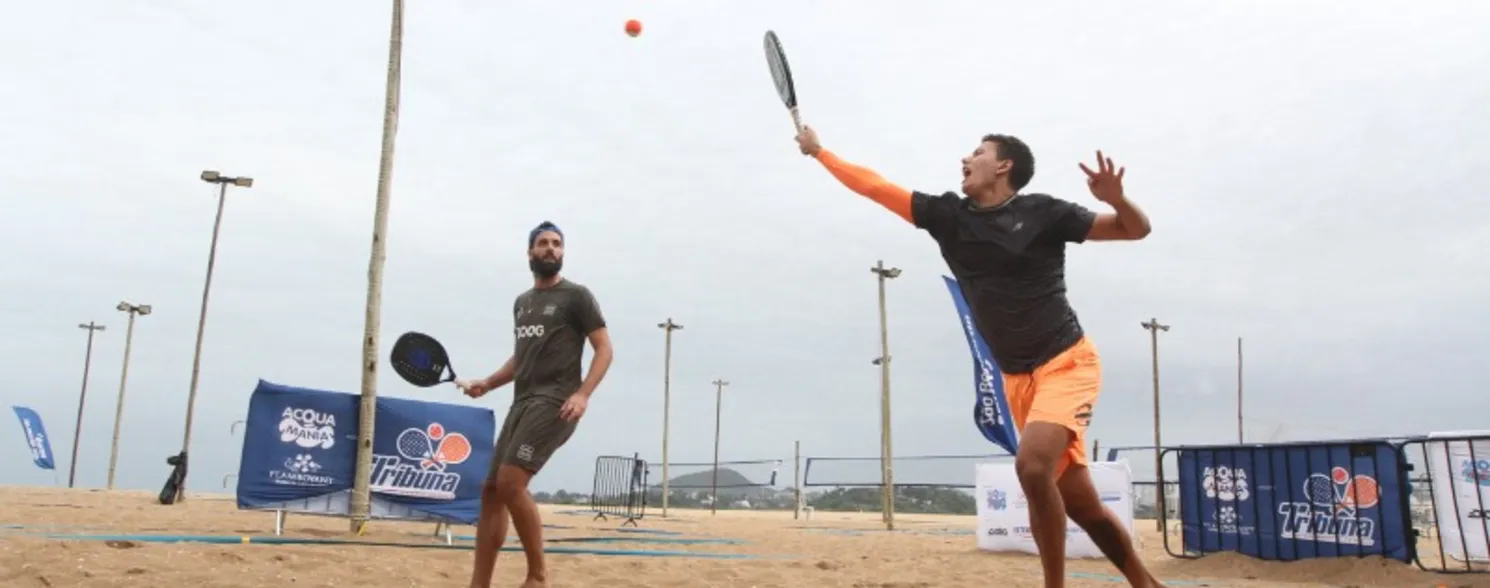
xmin=624 ymin=19 xmax=642 ymax=37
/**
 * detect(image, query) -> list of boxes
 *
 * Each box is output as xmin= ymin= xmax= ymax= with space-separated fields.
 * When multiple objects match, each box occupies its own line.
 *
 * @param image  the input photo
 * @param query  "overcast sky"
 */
xmin=2 ymin=1 xmax=1487 ymax=498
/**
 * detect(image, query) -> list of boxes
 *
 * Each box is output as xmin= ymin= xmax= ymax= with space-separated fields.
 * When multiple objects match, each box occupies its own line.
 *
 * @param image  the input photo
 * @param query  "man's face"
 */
xmin=528 ymin=231 xmax=564 ymax=278
xmin=961 ymin=140 xmax=1011 ymax=194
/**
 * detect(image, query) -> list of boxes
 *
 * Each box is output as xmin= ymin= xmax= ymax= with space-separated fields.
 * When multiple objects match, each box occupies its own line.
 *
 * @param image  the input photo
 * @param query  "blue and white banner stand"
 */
xmin=942 ymin=276 xmax=1019 ymax=455
xmin=236 ymin=380 xmax=495 ymax=537
xmin=12 ymin=406 xmax=56 ymax=471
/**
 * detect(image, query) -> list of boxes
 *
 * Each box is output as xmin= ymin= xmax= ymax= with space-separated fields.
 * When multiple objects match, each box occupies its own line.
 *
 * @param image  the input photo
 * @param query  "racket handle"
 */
xmin=789 ymin=107 xmax=803 ymax=133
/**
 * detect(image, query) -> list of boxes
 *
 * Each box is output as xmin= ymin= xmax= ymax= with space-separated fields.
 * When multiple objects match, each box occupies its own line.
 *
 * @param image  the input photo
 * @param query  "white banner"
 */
xmin=975 ymin=460 xmax=1135 ymax=558
xmin=1427 ymin=431 xmax=1490 ymax=563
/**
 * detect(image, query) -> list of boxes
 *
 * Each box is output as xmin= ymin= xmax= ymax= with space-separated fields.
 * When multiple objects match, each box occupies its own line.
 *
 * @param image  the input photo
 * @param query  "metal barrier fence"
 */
xmin=1160 ymin=440 xmax=1413 ymax=563
xmin=1399 ymin=435 xmax=1490 ymax=573
xmin=1106 ymin=446 xmax=1180 ymax=523
xmin=1131 ymin=481 xmax=1180 ymax=522
xmin=590 ymin=454 xmax=647 ymax=527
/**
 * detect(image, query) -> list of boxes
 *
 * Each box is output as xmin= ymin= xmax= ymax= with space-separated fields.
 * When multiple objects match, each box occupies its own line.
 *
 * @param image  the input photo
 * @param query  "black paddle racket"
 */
xmin=763 ymin=30 xmax=803 ymax=132
xmin=389 ymin=331 xmax=459 ymax=388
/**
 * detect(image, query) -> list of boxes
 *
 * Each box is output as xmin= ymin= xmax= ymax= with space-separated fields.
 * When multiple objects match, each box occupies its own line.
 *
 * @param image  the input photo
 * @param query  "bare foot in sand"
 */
xmin=519 ymin=578 xmax=548 ymax=588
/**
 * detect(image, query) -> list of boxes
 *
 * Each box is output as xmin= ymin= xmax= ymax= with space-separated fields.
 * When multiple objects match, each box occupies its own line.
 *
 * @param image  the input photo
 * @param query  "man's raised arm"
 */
xmin=797 ymin=126 xmax=914 ymax=225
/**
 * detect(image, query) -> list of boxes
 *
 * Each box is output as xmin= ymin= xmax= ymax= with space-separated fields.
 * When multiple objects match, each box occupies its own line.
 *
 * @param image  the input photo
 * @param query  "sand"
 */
xmin=0 ymin=486 xmax=1483 ymax=588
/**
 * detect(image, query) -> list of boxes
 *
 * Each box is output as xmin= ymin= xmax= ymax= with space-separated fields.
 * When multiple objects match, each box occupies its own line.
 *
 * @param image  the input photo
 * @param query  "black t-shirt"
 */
xmin=912 ymin=191 xmax=1097 ymax=374
xmin=511 ymin=279 xmax=607 ymax=404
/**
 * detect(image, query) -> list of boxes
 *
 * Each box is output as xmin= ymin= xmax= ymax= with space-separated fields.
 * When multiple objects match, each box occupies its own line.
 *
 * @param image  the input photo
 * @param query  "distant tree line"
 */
xmin=532 ymin=482 xmax=975 ymax=515
xmin=805 ymin=486 xmax=976 ymax=515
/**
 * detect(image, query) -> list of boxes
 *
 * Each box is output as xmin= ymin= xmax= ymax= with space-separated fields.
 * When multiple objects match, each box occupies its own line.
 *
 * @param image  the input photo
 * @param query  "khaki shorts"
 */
xmin=1002 ymin=336 xmax=1101 ymax=479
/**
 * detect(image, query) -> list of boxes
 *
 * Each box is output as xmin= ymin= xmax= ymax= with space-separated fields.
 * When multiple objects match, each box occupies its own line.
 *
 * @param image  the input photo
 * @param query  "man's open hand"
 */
xmin=1079 ymin=150 xmax=1126 ymax=204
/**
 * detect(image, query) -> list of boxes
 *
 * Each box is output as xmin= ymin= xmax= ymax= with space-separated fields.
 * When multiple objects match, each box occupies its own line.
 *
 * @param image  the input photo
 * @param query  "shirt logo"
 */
xmin=1074 ymin=403 xmax=1093 ymax=428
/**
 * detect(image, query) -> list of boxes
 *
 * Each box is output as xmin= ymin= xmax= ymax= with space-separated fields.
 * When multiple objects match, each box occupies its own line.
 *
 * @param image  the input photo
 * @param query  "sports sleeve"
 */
xmin=814 ymin=149 xmax=914 ymax=224
xmin=1044 ymin=196 xmax=1099 ymax=243
xmin=570 ymin=287 xmax=607 ymax=336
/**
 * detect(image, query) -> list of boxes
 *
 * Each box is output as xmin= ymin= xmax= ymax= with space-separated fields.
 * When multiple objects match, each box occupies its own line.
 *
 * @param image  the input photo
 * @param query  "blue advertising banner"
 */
xmin=236 ymin=381 xmax=359 ymax=507
xmin=1177 ymin=442 xmax=1411 ymax=562
xmin=236 ymin=380 xmax=495 ymax=525
xmin=12 ymin=406 xmax=56 ymax=471
xmin=942 ymin=276 xmax=1019 ymax=455
xmin=368 ymin=394 xmax=495 ymax=522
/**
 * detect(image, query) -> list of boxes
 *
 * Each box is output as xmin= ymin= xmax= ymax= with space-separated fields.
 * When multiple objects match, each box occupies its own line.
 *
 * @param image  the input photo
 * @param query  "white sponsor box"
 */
xmin=975 ymin=460 xmax=1136 ymax=558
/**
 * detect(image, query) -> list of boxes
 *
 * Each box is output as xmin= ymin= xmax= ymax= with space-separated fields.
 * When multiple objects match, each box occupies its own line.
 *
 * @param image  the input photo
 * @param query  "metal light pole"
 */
xmin=69 ymin=321 xmax=106 ymax=488
xmin=351 ymin=0 xmax=405 ymax=532
xmin=657 ymin=318 xmax=683 ymax=516
xmin=710 ymin=378 xmax=729 ymax=516
xmin=1237 ymin=337 xmax=1244 ymax=444
xmin=1141 ymin=317 xmax=1170 ymax=531
xmin=871 ymin=260 xmax=901 ymax=531
xmin=178 ymin=169 xmax=253 ymax=502
xmin=107 ymin=302 xmax=151 ymax=490
xmin=793 ymin=439 xmax=802 ymax=520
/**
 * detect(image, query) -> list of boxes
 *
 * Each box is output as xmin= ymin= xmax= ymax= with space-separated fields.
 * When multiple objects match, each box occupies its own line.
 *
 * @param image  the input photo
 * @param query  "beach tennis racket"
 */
xmin=389 ymin=331 xmax=459 ymax=388
xmin=763 ymin=30 xmax=803 ymax=132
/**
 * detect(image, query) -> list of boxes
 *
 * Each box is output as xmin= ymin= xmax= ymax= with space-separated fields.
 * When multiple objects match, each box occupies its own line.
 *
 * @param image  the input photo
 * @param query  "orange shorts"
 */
xmin=1002 ymin=336 xmax=1101 ymax=478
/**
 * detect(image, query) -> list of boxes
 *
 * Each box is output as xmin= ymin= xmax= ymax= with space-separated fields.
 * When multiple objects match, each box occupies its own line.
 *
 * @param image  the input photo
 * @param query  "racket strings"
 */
xmin=396 ymin=429 xmax=433 ymax=461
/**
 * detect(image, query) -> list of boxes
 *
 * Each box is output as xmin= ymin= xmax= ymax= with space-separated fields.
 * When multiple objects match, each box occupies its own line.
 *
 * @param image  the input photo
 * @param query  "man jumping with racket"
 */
xmin=795 ymin=128 xmax=1163 ymax=588
xmin=456 ymin=221 xmax=613 ymax=588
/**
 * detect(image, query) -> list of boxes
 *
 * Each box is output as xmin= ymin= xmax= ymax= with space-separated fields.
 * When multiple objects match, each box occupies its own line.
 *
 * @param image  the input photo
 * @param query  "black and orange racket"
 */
xmin=763 ymin=30 xmax=803 ymax=132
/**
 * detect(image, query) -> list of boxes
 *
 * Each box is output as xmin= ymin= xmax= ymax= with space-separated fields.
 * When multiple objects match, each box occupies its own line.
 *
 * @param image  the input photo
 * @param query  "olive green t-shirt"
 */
xmin=511 ymin=279 xmax=606 ymax=405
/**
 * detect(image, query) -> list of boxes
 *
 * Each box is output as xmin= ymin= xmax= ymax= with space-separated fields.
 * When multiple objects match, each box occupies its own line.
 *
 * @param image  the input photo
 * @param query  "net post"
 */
xmin=793 ymin=440 xmax=802 ymax=520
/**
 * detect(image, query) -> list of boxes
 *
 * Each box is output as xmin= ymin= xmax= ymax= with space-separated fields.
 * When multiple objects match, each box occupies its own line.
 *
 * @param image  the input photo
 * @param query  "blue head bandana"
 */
xmin=528 ymin=221 xmax=563 ymax=248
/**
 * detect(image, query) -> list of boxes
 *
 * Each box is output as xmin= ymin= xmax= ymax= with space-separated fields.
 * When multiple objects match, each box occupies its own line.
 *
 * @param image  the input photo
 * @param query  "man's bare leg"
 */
xmin=493 ymin=464 xmax=549 ymax=588
xmin=1058 ymin=466 xmax=1167 ymax=588
xmin=468 ymin=482 xmax=511 ymax=588
xmin=1016 ymin=422 xmax=1075 ymax=588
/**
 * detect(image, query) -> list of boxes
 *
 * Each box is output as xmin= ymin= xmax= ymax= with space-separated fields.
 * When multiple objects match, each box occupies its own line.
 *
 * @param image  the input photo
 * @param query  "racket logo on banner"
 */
xmin=1277 ymin=466 xmax=1381 ymax=546
xmin=371 ymin=423 xmax=473 ymax=500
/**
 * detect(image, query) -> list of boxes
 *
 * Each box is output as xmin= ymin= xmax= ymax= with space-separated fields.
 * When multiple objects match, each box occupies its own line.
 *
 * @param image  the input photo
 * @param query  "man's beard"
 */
xmin=529 ymin=256 xmax=562 ymax=279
